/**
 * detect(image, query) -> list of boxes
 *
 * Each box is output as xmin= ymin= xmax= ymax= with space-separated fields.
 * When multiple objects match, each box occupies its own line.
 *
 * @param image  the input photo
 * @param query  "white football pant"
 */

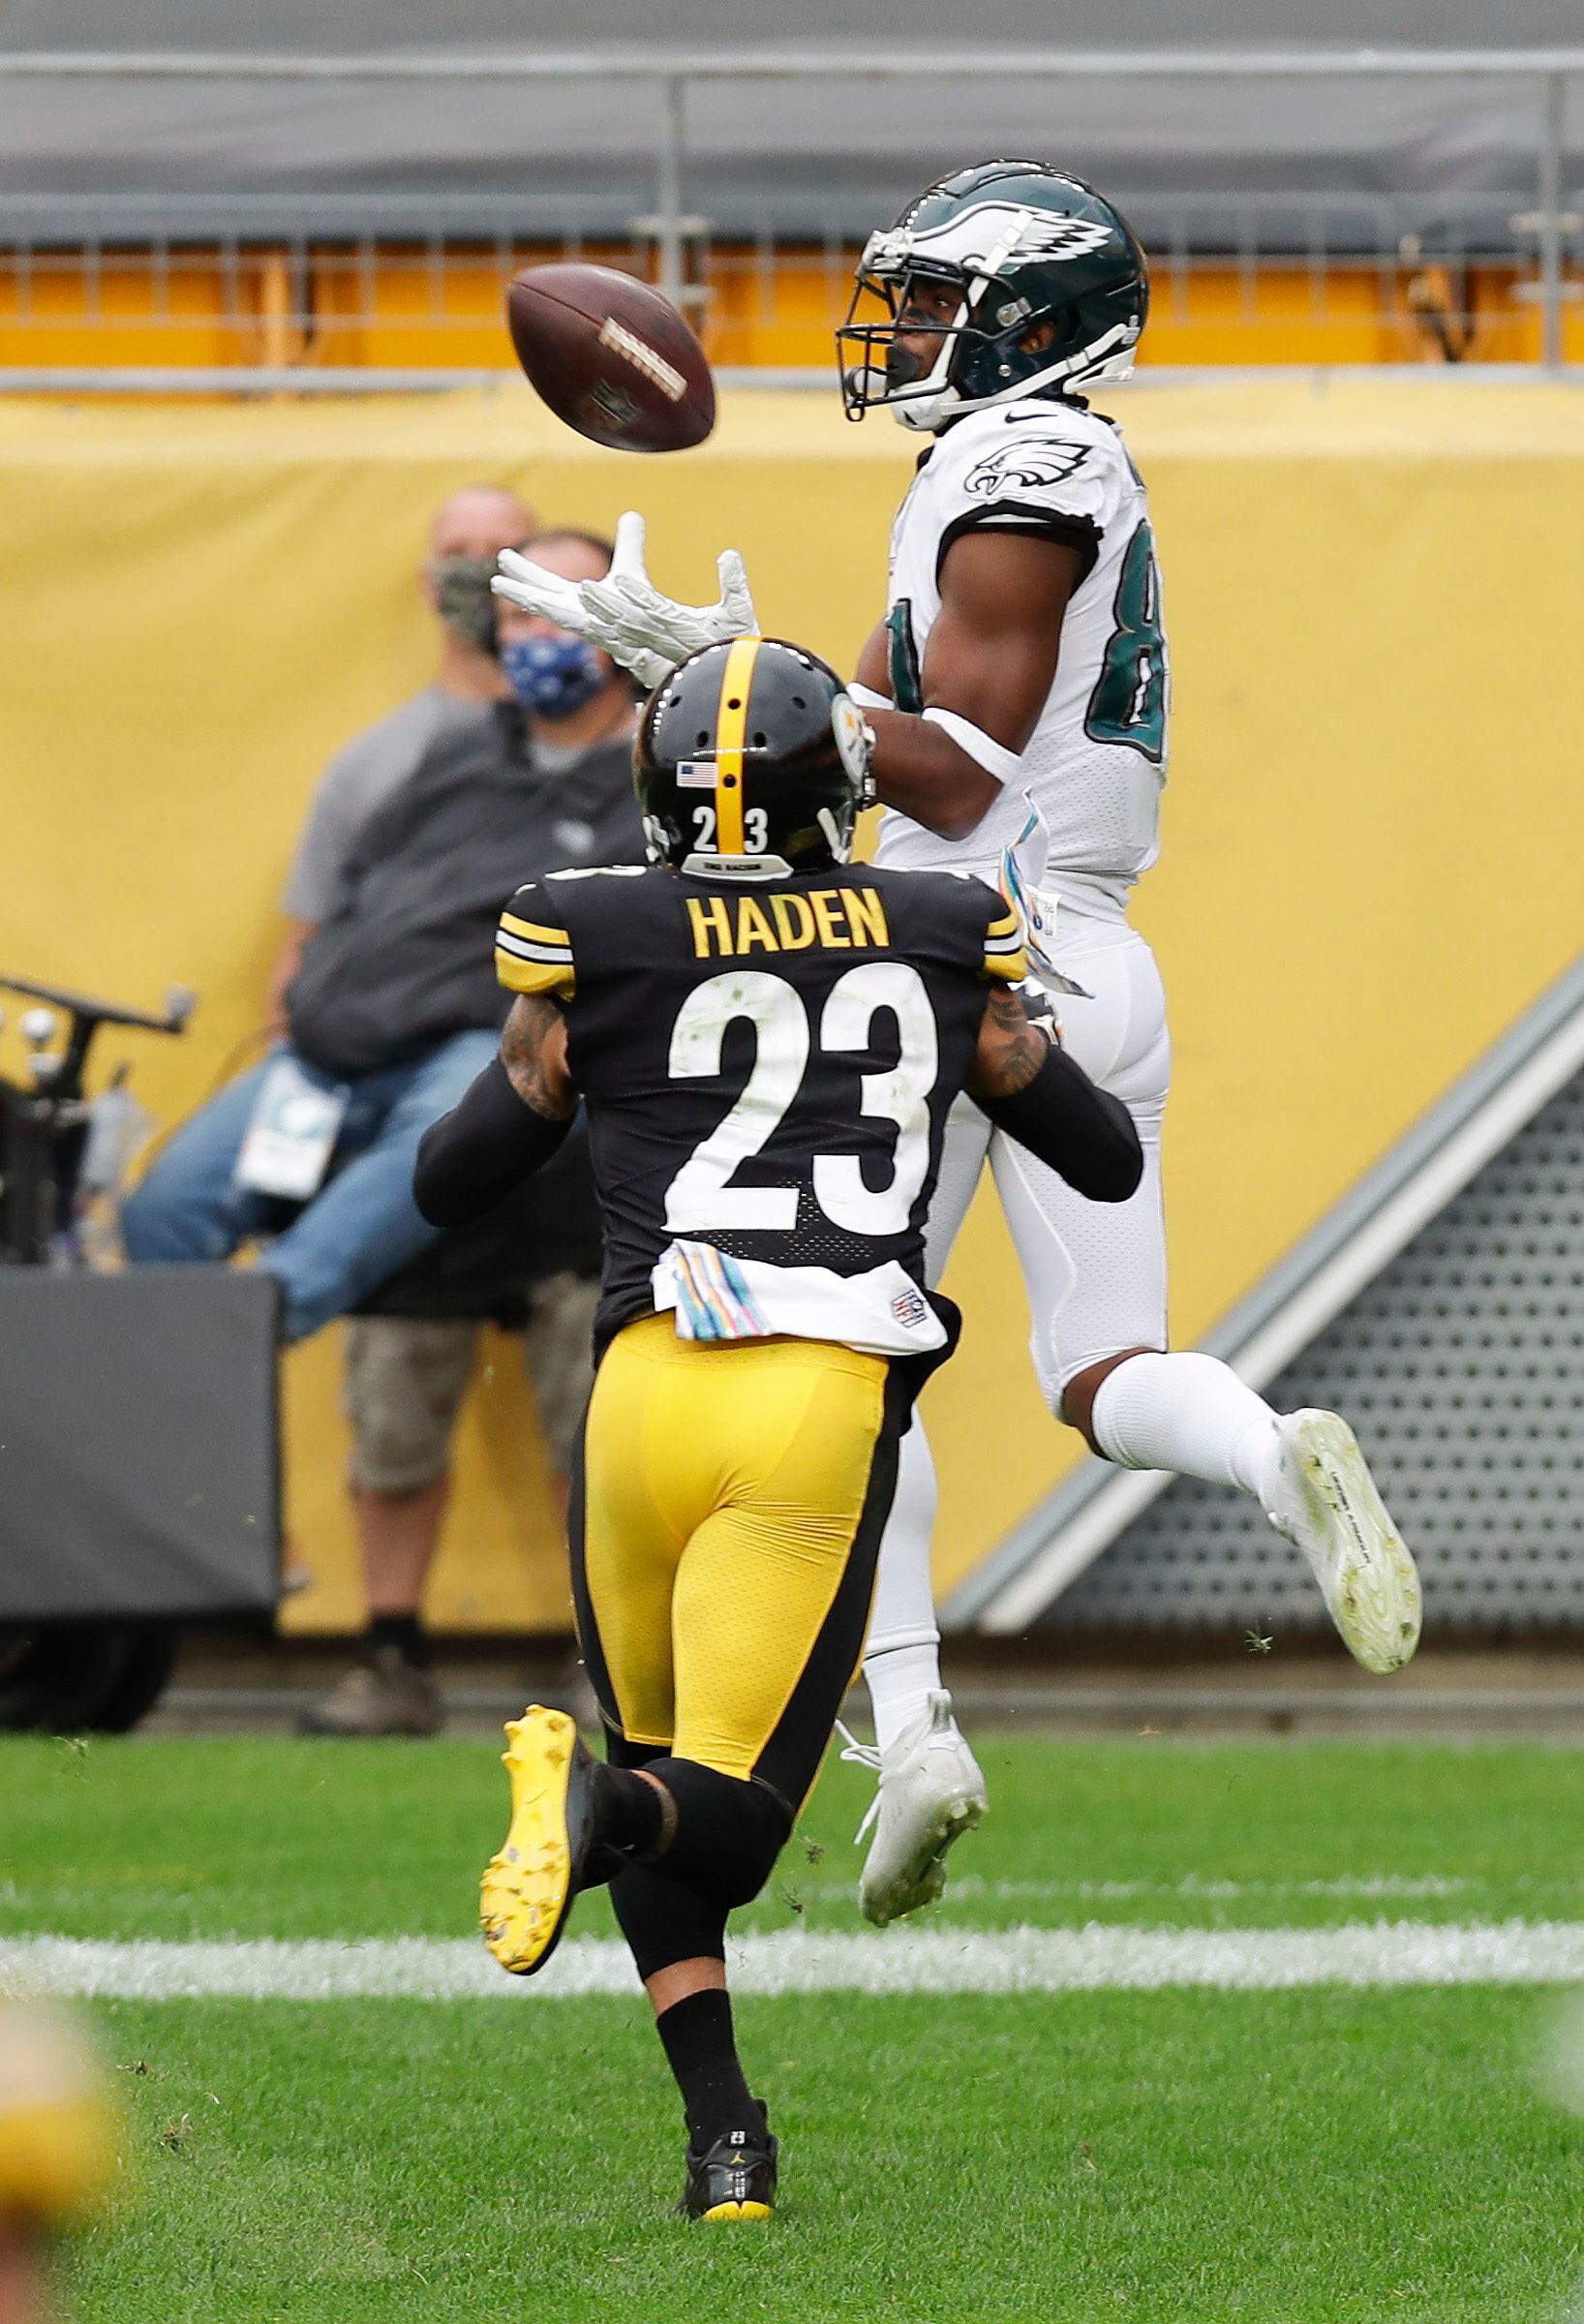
xmin=866 ymin=916 xmax=1172 ymax=1667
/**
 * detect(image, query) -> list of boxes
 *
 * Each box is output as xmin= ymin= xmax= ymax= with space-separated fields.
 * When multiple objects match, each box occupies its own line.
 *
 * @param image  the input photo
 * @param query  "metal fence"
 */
xmin=1058 ymin=1061 xmax=1584 ymax=1641
xmin=0 ymin=46 xmax=1579 ymax=387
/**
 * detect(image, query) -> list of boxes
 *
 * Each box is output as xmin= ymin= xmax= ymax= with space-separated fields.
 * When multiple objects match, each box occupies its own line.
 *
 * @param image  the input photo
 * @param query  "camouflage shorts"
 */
xmin=342 ymin=1271 xmax=601 ymax=1492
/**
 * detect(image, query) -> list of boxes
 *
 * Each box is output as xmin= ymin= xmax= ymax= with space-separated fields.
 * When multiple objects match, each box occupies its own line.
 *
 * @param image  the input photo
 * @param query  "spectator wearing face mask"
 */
xmin=298 ymin=531 xmax=646 ymax=1735
xmin=269 ymin=483 xmax=537 ymax=1023
xmin=121 ymin=481 xmax=543 ymax=1340
xmin=124 ymin=518 xmax=643 ymax=1730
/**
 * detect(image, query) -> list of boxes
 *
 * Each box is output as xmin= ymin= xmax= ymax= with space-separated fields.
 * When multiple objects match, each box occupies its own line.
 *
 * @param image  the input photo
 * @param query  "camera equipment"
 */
xmin=0 ymin=972 xmax=215 ymax=1733
xmin=0 ymin=973 xmax=195 ymax=1265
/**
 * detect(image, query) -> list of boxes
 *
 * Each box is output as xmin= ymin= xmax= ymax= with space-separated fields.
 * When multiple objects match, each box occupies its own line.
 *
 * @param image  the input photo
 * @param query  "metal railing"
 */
xmin=0 ymin=46 xmax=1578 ymax=382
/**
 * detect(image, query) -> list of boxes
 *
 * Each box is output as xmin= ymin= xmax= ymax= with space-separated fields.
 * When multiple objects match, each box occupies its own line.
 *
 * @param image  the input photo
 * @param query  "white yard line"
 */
xmin=5 ymin=1922 xmax=1584 ymax=2002
xmin=792 ymin=1872 xmax=1485 ymax=1903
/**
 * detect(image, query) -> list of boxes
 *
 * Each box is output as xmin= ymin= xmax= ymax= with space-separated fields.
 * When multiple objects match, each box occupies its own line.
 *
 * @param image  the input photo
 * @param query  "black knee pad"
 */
xmin=609 ymin=1863 xmax=727 ymax=1984
xmin=650 ymin=1757 xmax=792 ymax=1910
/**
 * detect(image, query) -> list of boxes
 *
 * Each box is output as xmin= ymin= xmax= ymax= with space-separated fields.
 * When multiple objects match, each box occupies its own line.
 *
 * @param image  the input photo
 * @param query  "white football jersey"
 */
xmin=871 ymin=396 xmax=1168 ymax=913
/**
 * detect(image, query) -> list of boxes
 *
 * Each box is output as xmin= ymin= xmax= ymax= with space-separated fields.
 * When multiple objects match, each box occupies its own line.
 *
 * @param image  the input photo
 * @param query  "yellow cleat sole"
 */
xmin=479 ymin=1705 xmax=578 ymax=1976
xmin=700 ymin=2201 xmax=774 ymax=2223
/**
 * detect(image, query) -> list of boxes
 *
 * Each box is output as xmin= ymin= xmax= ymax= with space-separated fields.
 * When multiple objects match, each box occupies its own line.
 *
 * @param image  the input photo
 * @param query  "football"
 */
xmin=505 ymin=261 xmax=716 ymax=453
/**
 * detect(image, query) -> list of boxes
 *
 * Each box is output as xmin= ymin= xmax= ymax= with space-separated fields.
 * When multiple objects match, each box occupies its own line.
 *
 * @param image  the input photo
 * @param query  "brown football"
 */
xmin=505 ymin=262 xmax=716 ymax=453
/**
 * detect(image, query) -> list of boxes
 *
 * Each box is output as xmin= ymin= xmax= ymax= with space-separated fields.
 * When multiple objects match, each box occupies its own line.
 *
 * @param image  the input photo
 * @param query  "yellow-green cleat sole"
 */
xmin=480 ymin=1705 xmax=579 ymax=1977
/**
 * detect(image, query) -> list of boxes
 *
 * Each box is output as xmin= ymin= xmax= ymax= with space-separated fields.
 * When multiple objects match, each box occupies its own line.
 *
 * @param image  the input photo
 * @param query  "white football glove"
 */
xmin=581 ymin=508 xmax=759 ymax=678
xmin=491 ymin=542 xmax=648 ymax=674
xmin=492 ymin=509 xmax=759 ymax=692
xmin=1013 ymin=977 xmax=1065 ymax=1047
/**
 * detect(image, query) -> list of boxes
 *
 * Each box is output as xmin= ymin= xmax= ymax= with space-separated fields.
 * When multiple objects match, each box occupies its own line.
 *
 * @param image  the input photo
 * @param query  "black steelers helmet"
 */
xmin=636 ymin=636 xmax=876 ymax=875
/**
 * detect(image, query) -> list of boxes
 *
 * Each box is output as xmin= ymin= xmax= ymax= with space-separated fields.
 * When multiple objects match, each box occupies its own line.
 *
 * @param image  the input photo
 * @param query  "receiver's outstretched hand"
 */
xmin=581 ymin=511 xmax=761 ymax=688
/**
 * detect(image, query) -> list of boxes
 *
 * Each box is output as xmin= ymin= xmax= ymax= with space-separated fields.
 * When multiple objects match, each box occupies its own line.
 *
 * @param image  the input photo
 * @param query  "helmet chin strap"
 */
xmin=890 ymin=315 xmax=1138 ymax=432
xmin=892 ymin=391 xmax=958 ymax=434
xmin=884 ymin=289 xmax=970 ymax=432
xmin=816 ymin=807 xmax=854 ymax=863
xmin=885 ymin=239 xmax=1005 ymax=430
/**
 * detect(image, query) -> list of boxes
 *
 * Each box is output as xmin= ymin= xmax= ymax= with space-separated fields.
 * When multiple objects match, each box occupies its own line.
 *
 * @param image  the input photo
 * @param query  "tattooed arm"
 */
xmin=412 ymin=996 xmax=575 ymax=1228
xmin=500 ymin=994 xmax=576 ymax=1120
xmin=966 ymin=982 xmax=1142 ymax=1201
xmin=968 ymin=980 xmax=1062 ymax=1096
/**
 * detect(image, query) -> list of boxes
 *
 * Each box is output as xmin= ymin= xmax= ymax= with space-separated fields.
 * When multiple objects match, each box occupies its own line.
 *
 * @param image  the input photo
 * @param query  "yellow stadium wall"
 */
xmin=3 ymin=377 xmax=1580 ymax=1634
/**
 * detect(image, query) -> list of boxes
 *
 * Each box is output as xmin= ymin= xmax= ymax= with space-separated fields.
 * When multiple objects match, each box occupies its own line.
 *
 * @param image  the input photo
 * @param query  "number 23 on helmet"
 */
xmin=635 ymin=638 xmax=877 ymax=877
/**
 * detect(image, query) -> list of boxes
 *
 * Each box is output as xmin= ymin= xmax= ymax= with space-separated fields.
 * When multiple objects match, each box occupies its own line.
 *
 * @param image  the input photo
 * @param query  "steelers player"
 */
xmin=492 ymin=159 xmax=1425 ymax=1929
xmin=414 ymin=634 xmax=1141 ymax=2220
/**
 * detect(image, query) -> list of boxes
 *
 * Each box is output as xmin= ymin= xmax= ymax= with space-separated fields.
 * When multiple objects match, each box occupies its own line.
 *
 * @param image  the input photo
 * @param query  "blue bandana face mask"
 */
xmin=501 ymin=633 xmax=606 ymax=719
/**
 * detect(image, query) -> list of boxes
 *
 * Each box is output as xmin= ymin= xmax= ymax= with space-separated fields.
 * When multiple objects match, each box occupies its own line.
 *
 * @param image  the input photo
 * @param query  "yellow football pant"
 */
xmin=570 ymin=1312 xmax=907 ymax=1815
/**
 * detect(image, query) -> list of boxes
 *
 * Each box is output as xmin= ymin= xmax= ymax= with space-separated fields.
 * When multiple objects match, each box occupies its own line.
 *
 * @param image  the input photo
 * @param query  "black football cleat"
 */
xmin=677 ymin=2110 xmax=778 ymax=2222
xmin=480 ymin=1706 xmax=604 ymax=1976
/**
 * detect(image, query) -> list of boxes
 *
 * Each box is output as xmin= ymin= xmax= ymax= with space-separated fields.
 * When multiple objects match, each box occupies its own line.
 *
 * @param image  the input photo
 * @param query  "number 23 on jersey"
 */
xmin=664 ymin=963 xmax=938 ymax=1238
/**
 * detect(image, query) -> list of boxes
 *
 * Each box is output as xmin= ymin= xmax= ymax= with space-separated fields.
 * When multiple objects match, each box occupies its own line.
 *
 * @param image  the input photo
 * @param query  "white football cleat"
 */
xmin=1264 ymin=1409 xmax=1422 ymax=1674
xmin=839 ymin=1691 xmax=988 ymax=1928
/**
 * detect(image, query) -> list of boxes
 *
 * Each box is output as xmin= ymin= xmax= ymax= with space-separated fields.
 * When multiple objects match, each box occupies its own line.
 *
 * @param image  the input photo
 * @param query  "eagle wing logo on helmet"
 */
xmin=963 ymin=438 xmax=1089 ymax=498
xmin=1007 ymin=213 xmax=1112 ymax=262
xmin=870 ymin=205 xmax=1114 ymax=281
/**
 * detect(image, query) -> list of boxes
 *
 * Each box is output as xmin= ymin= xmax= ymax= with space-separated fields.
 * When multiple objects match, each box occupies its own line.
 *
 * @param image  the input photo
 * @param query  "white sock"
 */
xmin=864 ymin=1418 xmax=945 ymax=1755
xmin=1088 ymin=1351 xmax=1282 ymax=1505
xmin=864 ymin=1647 xmax=941 ymax=1758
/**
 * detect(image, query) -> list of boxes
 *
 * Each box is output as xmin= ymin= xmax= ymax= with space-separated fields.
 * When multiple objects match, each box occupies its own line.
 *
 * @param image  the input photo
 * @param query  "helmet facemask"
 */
xmin=838 ymin=261 xmax=976 ymax=431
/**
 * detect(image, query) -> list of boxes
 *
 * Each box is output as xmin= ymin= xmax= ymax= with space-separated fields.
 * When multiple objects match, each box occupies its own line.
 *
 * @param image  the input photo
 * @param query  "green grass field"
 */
xmin=5 ymin=1731 xmax=1584 ymax=2322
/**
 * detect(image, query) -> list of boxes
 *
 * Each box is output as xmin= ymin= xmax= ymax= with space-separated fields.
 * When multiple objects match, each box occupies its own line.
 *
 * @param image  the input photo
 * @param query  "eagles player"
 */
xmin=491 ymin=160 xmax=1423 ymax=1931
xmin=414 ymin=635 xmax=1140 ymax=2219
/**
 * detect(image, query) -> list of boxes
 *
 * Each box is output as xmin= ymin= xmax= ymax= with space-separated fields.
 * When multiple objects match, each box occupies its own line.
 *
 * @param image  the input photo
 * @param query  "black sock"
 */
xmin=367 ymin=1612 xmax=429 ymax=1668
xmin=655 ymin=1988 xmax=758 ymax=2148
xmin=593 ymin=1762 xmax=666 ymax=1856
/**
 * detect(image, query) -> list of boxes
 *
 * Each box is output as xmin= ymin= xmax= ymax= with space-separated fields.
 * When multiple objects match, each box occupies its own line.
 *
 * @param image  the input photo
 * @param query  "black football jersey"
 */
xmin=495 ymin=861 xmax=1025 ymax=1350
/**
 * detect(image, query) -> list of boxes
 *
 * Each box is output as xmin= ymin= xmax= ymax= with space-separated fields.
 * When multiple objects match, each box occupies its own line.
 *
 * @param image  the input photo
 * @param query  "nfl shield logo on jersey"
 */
xmin=890 ymin=1285 xmax=931 ymax=1331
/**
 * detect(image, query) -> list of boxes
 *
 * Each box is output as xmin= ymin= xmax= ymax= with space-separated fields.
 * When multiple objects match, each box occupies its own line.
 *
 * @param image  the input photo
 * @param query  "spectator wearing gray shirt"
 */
xmin=130 ymin=480 xmax=537 ymax=1730
xmin=269 ymin=483 xmax=537 ymax=1023
xmin=297 ymin=530 xmax=646 ymax=1738
xmin=279 ymin=481 xmax=540 ymax=1733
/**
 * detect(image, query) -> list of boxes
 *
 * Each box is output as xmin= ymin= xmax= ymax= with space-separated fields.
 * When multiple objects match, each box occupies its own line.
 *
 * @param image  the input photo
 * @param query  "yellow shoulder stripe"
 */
xmin=981 ymin=943 xmax=1029 ymax=984
xmin=500 ymin=910 xmax=571 ymax=949
xmin=495 ymin=949 xmax=576 ymax=999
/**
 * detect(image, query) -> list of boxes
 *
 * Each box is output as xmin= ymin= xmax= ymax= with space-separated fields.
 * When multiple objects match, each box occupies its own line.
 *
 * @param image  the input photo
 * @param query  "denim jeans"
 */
xmin=120 ymin=1028 xmax=501 ymax=1343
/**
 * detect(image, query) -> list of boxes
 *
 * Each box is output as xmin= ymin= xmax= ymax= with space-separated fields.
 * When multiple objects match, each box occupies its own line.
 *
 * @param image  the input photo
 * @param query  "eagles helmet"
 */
xmin=636 ymin=636 xmax=876 ymax=878
xmin=837 ymin=160 xmax=1148 ymax=433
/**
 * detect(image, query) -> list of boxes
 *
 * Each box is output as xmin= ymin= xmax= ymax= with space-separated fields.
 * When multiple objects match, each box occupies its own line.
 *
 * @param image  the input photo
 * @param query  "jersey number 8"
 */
xmin=664 ymin=963 xmax=938 ymax=1239
xmin=1084 ymin=520 xmax=1167 ymax=765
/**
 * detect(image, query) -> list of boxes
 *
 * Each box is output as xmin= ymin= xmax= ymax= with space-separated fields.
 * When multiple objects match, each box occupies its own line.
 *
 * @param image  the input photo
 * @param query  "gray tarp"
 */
xmin=0 ymin=1269 xmax=279 ymax=1621
xmin=0 ymin=5 xmax=1579 ymax=247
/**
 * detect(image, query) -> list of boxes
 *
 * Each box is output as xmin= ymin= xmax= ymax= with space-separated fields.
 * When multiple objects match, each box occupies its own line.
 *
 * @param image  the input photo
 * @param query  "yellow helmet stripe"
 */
xmin=712 ymin=634 xmax=761 ymax=855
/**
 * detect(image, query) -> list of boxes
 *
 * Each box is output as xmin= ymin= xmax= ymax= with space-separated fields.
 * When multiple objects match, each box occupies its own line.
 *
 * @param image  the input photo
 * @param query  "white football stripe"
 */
xmin=5 ymin=1922 xmax=1584 ymax=2003
xmin=795 ymin=1871 xmax=1481 ymax=1904
xmin=494 ymin=930 xmax=572 ymax=963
